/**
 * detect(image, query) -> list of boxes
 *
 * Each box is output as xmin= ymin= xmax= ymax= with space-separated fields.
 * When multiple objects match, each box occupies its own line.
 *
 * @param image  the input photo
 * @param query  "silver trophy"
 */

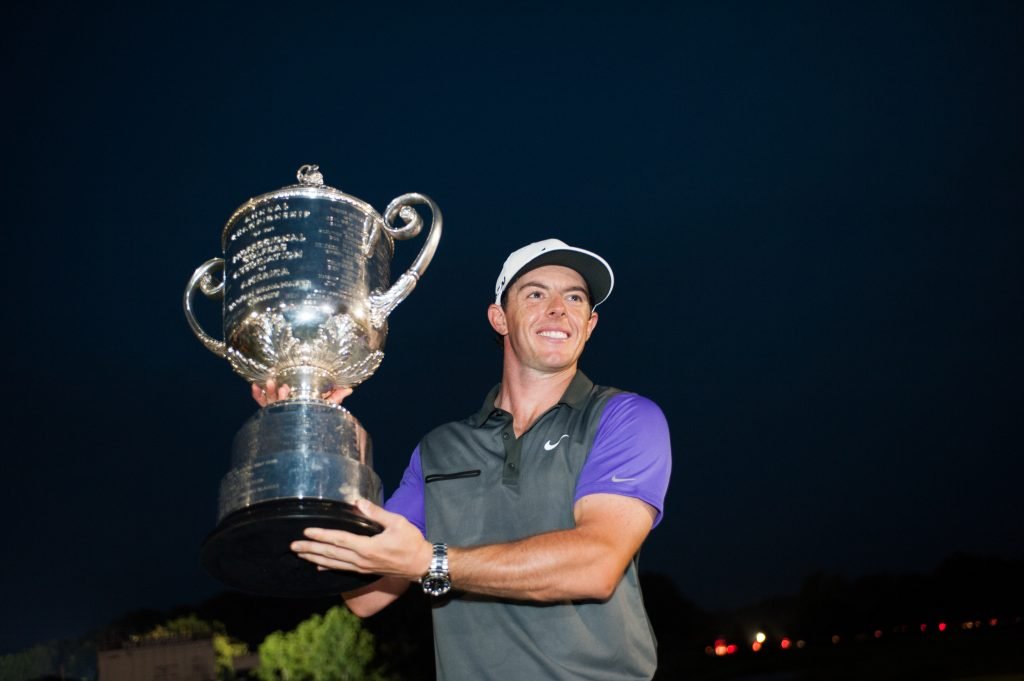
xmin=184 ymin=165 xmax=441 ymax=596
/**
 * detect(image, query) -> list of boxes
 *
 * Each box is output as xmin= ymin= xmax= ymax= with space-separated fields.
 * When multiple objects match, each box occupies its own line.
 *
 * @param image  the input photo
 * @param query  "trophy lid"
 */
xmin=221 ymin=165 xmax=385 ymax=249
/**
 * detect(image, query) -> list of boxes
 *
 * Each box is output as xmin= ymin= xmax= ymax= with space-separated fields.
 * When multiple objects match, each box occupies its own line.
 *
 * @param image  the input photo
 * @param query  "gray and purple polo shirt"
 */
xmin=385 ymin=371 xmax=672 ymax=681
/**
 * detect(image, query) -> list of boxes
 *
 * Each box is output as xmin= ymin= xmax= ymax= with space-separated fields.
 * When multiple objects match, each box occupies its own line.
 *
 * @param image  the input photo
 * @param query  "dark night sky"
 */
xmin=4 ymin=1 xmax=1022 ymax=655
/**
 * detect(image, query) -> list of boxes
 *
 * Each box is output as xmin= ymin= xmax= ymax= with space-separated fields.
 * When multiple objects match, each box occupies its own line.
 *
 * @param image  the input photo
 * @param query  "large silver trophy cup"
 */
xmin=184 ymin=165 xmax=441 ymax=596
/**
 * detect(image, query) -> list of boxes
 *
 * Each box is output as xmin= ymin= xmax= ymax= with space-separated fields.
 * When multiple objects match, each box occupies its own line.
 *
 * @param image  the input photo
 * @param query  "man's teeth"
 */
xmin=539 ymin=331 xmax=568 ymax=339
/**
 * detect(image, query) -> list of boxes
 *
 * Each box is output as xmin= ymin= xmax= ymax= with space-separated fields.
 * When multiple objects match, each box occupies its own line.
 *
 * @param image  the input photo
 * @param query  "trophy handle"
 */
xmin=369 ymin=193 xmax=443 ymax=328
xmin=184 ymin=257 xmax=228 ymax=358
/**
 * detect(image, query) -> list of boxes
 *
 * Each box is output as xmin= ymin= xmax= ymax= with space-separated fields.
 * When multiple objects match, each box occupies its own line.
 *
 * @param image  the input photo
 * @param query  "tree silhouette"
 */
xmin=257 ymin=606 xmax=392 ymax=681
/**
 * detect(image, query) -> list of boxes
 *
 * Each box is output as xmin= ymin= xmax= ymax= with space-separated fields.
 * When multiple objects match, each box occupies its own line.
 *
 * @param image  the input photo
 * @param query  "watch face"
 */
xmin=422 ymin=573 xmax=451 ymax=597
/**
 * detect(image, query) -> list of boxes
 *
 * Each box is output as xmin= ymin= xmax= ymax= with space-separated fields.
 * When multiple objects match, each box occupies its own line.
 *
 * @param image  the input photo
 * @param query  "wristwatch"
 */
xmin=421 ymin=542 xmax=452 ymax=597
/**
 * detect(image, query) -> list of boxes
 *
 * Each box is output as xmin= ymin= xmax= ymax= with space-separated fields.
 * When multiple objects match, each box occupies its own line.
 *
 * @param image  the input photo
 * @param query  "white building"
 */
xmin=97 ymin=638 xmax=216 ymax=681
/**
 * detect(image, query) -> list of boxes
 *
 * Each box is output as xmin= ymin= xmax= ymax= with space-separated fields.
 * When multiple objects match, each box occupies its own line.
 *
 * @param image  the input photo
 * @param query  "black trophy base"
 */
xmin=200 ymin=498 xmax=383 ymax=598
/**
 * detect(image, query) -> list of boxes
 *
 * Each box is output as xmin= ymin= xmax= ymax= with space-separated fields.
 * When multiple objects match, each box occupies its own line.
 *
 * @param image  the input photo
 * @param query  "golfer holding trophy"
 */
xmin=184 ymin=165 xmax=441 ymax=597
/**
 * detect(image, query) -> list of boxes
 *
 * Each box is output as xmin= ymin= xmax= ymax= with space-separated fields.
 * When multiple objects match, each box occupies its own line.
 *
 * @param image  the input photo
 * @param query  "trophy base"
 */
xmin=200 ymin=498 xmax=383 ymax=598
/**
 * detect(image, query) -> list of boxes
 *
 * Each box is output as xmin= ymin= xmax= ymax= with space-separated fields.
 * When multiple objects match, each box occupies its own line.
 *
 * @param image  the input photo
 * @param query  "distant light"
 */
xmin=920 ymin=624 xmax=928 ymax=633
xmin=874 ymin=630 xmax=883 ymax=639
xmin=975 ymin=620 xmax=982 ymax=628
xmin=726 ymin=644 xmax=737 ymax=655
xmin=780 ymin=638 xmax=792 ymax=650
xmin=831 ymin=635 xmax=841 ymax=645
xmin=752 ymin=641 xmax=762 ymax=652
xmin=990 ymin=618 xmax=998 ymax=627
xmin=938 ymin=622 xmax=947 ymax=632
xmin=963 ymin=621 xmax=974 ymax=630
xmin=755 ymin=632 xmax=766 ymax=643
xmin=715 ymin=644 xmax=728 ymax=657
xmin=797 ymin=640 xmax=806 ymax=649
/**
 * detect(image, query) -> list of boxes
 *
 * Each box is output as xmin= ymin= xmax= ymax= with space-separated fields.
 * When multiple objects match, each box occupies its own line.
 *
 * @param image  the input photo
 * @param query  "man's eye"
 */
xmin=527 ymin=291 xmax=542 ymax=299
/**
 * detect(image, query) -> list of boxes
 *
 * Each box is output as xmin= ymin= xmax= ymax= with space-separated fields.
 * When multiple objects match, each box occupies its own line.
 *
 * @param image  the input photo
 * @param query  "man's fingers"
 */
xmin=353 ymin=498 xmax=400 ymax=528
xmin=261 ymin=379 xmax=277 ymax=404
xmin=324 ymin=387 xmax=354 ymax=405
xmin=295 ymin=551 xmax=368 ymax=573
xmin=260 ymin=379 xmax=291 ymax=404
xmin=297 ymin=528 xmax=378 ymax=567
xmin=291 ymin=538 xmax=373 ymax=573
xmin=253 ymin=379 xmax=290 ymax=406
xmin=258 ymin=380 xmax=348 ymax=405
xmin=251 ymin=383 xmax=268 ymax=407
xmin=300 ymin=527 xmax=365 ymax=548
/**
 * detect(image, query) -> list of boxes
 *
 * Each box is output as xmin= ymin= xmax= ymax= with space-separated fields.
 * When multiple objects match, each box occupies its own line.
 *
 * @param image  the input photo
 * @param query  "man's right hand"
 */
xmin=251 ymin=379 xmax=353 ymax=407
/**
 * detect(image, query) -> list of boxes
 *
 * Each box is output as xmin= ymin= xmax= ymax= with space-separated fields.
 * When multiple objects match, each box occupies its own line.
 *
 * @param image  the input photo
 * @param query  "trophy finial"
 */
xmin=297 ymin=164 xmax=324 ymax=187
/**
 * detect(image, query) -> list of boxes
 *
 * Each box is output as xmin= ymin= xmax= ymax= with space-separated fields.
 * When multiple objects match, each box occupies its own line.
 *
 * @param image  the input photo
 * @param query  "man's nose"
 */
xmin=546 ymin=298 xmax=567 ymax=316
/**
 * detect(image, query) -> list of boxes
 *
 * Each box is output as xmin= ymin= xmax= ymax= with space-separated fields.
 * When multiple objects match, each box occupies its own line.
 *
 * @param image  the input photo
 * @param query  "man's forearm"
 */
xmin=450 ymin=528 xmax=622 ymax=601
xmin=448 ymin=494 xmax=655 ymax=602
xmin=343 ymin=576 xmax=410 ymax=618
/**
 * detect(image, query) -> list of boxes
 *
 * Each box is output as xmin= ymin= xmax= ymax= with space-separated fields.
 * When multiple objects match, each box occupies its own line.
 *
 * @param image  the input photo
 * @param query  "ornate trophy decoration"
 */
xmin=184 ymin=165 xmax=441 ymax=596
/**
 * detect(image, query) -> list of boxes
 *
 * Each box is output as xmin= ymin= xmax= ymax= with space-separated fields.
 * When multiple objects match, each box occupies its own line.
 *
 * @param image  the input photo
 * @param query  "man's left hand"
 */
xmin=290 ymin=499 xmax=433 ymax=582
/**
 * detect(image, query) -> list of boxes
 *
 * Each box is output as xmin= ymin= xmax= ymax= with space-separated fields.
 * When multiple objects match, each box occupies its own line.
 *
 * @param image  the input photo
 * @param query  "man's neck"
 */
xmin=494 ymin=363 xmax=577 ymax=438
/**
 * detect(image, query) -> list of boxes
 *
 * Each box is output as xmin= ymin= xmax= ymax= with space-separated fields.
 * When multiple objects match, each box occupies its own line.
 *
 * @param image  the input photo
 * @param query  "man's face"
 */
xmin=488 ymin=265 xmax=599 ymax=375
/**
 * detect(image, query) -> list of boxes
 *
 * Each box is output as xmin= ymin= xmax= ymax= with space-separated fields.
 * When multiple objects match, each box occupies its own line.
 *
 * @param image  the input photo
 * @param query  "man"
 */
xmin=258 ymin=239 xmax=672 ymax=680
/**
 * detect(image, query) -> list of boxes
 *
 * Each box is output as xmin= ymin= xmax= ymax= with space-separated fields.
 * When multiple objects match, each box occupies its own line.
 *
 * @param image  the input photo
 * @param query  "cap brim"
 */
xmin=514 ymin=248 xmax=613 ymax=308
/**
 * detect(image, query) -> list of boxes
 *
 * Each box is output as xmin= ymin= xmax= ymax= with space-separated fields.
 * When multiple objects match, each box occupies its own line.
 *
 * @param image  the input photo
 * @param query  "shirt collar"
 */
xmin=470 ymin=370 xmax=594 ymax=427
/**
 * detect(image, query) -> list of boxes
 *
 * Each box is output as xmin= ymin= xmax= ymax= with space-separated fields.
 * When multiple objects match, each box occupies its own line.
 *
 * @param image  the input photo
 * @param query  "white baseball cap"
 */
xmin=494 ymin=239 xmax=614 ymax=308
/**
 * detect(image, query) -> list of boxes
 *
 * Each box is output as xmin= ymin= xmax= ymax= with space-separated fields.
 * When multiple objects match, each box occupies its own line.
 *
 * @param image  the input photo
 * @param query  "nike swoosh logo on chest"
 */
xmin=543 ymin=434 xmax=570 ymax=450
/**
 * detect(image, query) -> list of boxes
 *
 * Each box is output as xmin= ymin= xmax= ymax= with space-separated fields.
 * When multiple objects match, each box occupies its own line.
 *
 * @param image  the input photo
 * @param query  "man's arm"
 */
xmin=449 ymin=492 xmax=656 ymax=601
xmin=291 ymin=393 xmax=669 ymax=604
xmin=342 ymin=576 xmax=410 ymax=618
xmin=292 ymin=492 xmax=656 ymax=603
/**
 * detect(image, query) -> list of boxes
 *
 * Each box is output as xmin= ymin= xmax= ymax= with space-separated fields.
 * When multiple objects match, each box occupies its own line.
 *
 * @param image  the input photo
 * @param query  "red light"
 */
xmin=752 ymin=641 xmax=762 ymax=652
xmin=990 ymin=618 xmax=998 ymax=627
xmin=938 ymin=622 xmax=947 ymax=632
xmin=726 ymin=644 xmax=737 ymax=655
xmin=919 ymin=623 xmax=927 ymax=633
xmin=780 ymin=638 xmax=791 ymax=649
xmin=874 ymin=630 xmax=882 ymax=639
xmin=714 ymin=638 xmax=726 ymax=647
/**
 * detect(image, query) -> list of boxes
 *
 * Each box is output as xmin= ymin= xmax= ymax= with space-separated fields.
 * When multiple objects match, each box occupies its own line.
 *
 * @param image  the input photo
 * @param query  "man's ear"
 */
xmin=585 ymin=310 xmax=598 ymax=340
xmin=487 ymin=304 xmax=508 ymax=336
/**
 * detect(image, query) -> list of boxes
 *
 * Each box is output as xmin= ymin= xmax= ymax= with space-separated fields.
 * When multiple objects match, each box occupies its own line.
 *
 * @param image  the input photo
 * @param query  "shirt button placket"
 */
xmin=501 ymin=427 xmax=520 ymax=486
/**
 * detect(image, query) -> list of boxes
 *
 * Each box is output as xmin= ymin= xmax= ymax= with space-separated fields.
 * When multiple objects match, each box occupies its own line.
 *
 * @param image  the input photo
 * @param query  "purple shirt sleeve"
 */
xmin=383 ymin=445 xmax=427 ymax=537
xmin=574 ymin=393 xmax=672 ymax=528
